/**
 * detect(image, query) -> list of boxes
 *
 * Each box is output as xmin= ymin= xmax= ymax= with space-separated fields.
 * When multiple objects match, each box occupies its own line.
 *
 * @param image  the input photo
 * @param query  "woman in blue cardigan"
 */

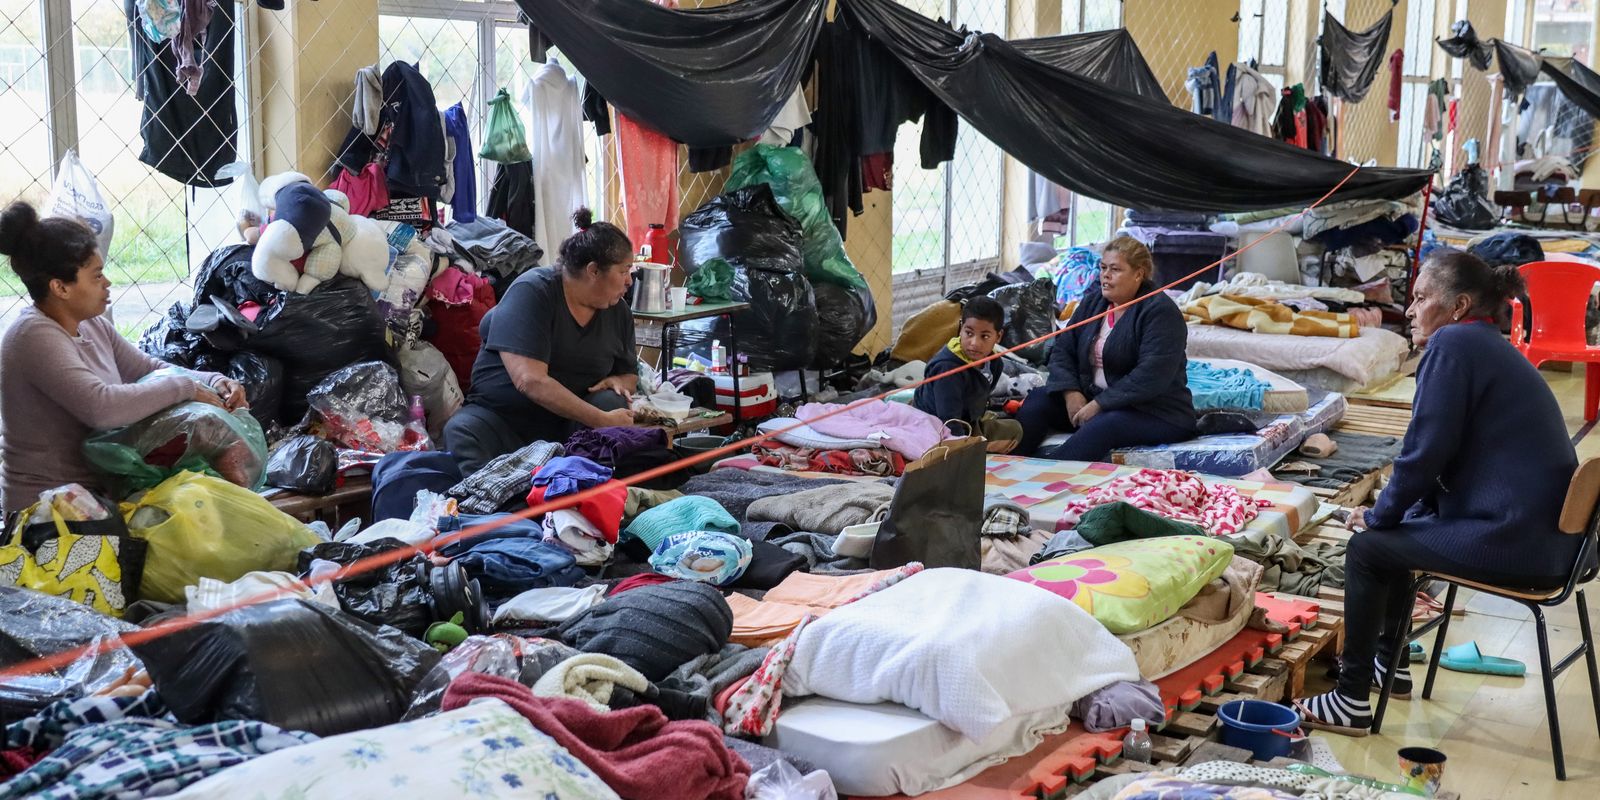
xmin=1015 ymin=236 xmax=1196 ymax=460
xmin=1297 ymin=250 xmax=1578 ymax=736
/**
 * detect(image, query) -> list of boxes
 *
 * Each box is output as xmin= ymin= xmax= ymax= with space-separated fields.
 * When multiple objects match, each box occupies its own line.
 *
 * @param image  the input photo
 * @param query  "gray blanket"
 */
xmin=1276 ymin=431 xmax=1403 ymax=490
xmin=770 ymin=530 xmax=872 ymax=574
xmin=680 ymin=470 xmax=852 ymax=523
xmin=1230 ymin=528 xmax=1347 ymax=596
xmin=658 ymin=643 xmax=769 ymax=727
xmin=747 ymin=482 xmax=895 ymax=537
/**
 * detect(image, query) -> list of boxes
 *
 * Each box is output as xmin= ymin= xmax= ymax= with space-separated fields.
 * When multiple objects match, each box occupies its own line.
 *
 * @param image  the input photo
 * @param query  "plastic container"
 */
xmin=1217 ymin=699 xmax=1301 ymax=761
xmin=1122 ymin=718 xmax=1152 ymax=763
xmin=672 ymin=434 xmax=741 ymax=474
xmin=713 ymin=372 xmax=779 ymax=419
xmin=833 ymin=521 xmax=880 ymax=558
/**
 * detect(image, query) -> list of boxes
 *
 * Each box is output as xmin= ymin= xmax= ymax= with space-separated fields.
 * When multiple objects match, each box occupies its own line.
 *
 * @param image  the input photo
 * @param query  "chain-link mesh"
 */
xmin=1 ymin=0 xmax=1539 ymax=358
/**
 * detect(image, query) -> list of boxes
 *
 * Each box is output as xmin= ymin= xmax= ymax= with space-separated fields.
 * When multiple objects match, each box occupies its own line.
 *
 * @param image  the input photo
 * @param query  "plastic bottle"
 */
xmin=644 ymin=223 xmax=672 ymax=266
xmin=1123 ymin=718 xmax=1152 ymax=763
xmin=711 ymin=340 xmax=725 ymax=374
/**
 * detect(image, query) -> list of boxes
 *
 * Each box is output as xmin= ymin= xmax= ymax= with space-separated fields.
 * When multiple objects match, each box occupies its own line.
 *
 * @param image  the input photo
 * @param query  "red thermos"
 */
xmin=644 ymin=223 xmax=672 ymax=266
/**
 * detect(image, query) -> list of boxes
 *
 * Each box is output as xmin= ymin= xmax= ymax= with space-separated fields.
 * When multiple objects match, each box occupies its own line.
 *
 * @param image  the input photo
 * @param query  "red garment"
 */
xmin=610 ymin=572 xmax=679 ymax=596
xmin=328 ymin=162 xmax=390 ymax=217
xmin=442 ymin=673 xmax=750 ymax=800
xmin=0 ymin=746 xmax=43 ymax=778
xmin=1291 ymin=109 xmax=1308 ymax=149
xmin=751 ymin=440 xmax=906 ymax=477
xmin=1387 ymin=49 xmax=1404 ymax=122
xmin=615 ymin=4 xmax=682 ymax=249
xmin=528 ymin=482 xmax=626 ymax=544
xmin=425 ymin=276 xmax=496 ymax=392
xmin=861 ymin=151 xmax=893 ymax=192
xmin=1447 ymin=98 xmax=1459 ymax=133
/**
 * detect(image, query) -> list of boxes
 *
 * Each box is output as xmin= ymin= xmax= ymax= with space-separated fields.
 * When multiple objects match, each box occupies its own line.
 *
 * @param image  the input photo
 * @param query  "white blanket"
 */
xmin=1186 ymin=323 xmax=1410 ymax=388
xmin=783 ymin=568 xmax=1139 ymax=742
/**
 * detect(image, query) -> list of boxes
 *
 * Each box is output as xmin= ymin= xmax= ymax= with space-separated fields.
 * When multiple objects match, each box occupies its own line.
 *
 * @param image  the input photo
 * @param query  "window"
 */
xmin=891 ymin=0 xmax=1006 ymax=275
xmin=1238 ymin=0 xmax=1289 ymax=90
xmin=1397 ymin=0 xmax=1441 ymax=168
xmin=1062 ymin=0 xmax=1121 ymax=33
xmin=1533 ymin=0 xmax=1594 ymax=62
xmin=0 ymin=0 xmax=253 ymax=339
xmin=1048 ymin=0 xmax=1124 ymax=247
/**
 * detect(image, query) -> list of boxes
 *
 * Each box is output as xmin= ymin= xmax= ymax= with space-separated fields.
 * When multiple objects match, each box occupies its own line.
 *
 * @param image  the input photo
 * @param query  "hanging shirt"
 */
xmin=125 ymin=0 xmax=236 ymax=187
xmin=1387 ymin=49 xmax=1404 ymax=122
xmin=443 ymin=103 xmax=477 ymax=223
xmin=759 ymin=87 xmax=812 ymax=146
xmin=1092 ymin=311 xmax=1116 ymax=390
xmin=524 ymin=61 xmax=590 ymax=255
xmin=1231 ymin=63 xmax=1277 ymax=137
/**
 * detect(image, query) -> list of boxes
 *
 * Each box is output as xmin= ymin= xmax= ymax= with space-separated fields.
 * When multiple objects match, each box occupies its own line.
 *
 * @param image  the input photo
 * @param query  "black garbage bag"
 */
xmin=1468 ymin=232 xmax=1545 ymax=267
xmin=990 ymin=275 xmax=1059 ymax=364
xmin=1432 ymin=164 xmax=1497 ymax=230
xmin=246 ymin=277 xmax=390 ymax=423
xmin=680 ymin=184 xmax=818 ymax=371
xmin=0 ymin=588 xmax=142 ymax=718
xmin=297 ymin=538 xmax=435 ymax=639
xmin=130 ymin=598 xmax=439 ymax=737
xmin=139 ymin=303 xmax=224 ymax=372
xmin=191 ymin=243 xmax=276 ymax=309
xmin=265 ymin=435 xmax=337 ymax=494
xmin=812 ymin=281 xmax=876 ymax=368
xmin=225 ymin=351 xmax=284 ymax=426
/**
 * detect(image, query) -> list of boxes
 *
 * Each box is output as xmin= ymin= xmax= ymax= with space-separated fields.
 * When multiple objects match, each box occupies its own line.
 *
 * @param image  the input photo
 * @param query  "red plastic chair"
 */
xmin=1510 ymin=260 xmax=1600 ymax=422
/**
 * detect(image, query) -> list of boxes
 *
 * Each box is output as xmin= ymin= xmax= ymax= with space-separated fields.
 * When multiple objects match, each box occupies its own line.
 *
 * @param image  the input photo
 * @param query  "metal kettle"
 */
xmin=631 ymin=262 xmax=671 ymax=313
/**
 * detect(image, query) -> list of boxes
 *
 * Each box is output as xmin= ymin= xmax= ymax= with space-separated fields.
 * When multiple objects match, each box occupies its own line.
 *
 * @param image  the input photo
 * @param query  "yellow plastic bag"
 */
xmin=126 ymin=471 xmax=321 ymax=604
xmin=0 ymin=495 xmax=146 ymax=617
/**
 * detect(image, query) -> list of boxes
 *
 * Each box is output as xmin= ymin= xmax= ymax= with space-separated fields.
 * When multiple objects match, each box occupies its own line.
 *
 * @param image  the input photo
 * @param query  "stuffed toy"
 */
xmin=323 ymin=189 xmax=391 ymax=293
xmin=251 ymin=172 xmax=340 ymax=294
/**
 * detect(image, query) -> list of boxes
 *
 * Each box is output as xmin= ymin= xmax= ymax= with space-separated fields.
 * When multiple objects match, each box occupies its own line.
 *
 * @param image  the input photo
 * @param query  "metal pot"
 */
xmin=631 ymin=263 xmax=670 ymax=313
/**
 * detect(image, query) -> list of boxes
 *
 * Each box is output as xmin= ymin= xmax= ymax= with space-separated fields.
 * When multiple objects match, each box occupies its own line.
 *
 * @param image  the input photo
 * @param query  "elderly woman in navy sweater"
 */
xmin=1296 ymin=250 xmax=1578 ymax=736
xmin=1015 ymin=236 xmax=1196 ymax=460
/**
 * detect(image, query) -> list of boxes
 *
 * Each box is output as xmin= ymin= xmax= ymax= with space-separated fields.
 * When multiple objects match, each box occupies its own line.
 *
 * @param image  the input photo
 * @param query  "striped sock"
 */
xmin=1301 ymin=689 xmax=1372 ymax=731
xmin=1373 ymin=657 xmax=1413 ymax=695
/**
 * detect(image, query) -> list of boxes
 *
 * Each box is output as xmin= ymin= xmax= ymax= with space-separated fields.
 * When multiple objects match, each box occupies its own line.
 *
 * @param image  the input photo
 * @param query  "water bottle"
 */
xmin=644 ymin=223 xmax=673 ymax=266
xmin=1123 ymin=718 xmax=1153 ymax=763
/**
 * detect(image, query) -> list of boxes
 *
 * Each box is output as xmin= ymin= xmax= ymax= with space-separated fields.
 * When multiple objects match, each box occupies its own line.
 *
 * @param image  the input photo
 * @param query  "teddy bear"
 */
xmin=250 ymin=172 xmax=392 ymax=294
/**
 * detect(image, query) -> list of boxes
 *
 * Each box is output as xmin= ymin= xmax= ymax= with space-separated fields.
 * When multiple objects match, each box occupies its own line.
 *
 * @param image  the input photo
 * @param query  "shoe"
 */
xmin=1439 ymin=641 xmax=1526 ymax=677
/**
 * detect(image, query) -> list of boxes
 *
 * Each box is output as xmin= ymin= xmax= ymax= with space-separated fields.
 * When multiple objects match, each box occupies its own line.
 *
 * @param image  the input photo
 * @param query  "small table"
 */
xmin=647 ymin=410 xmax=734 ymax=445
xmin=633 ymin=301 xmax=752 ymax=425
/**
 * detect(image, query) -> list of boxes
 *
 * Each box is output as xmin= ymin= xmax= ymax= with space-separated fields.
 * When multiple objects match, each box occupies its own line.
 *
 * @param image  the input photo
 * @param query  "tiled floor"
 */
xmin=1312 ymin=365 xmax=1600 ymax=799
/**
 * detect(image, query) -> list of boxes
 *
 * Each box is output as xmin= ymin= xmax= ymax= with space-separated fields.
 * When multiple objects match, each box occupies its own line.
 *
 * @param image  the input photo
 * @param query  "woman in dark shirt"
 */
xmin=1296 ymin=250 xmax=1578 ymax=736
xmin=444 ymin=209 xmax=639 ymax=473
xmin=1015 ymin=236 xmax=1196 ymax=460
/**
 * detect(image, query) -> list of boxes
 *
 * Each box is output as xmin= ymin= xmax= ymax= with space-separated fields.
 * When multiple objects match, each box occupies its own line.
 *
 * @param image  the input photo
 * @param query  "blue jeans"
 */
xmin=1015 ymin=388 xmax=1194 ymax=461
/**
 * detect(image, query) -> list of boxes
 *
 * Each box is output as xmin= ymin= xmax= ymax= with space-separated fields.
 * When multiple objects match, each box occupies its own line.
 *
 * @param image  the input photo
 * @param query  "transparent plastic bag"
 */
xmin=83 ymin=369 xmax=268 ymax=494
xmin=746 ymin=761 xmax=838 ymax=800
xmin=126 ymin=470 xmax=322 ymax=604
xmin=46 ymin=149 xmax=114 ymax=257
xmin=307 ymin=361 xmax=431 ymax=453
xmin=0 ymin=587 xmax=142 ymax=717
xmin=402 ymin=634 xmax=525 ymax=720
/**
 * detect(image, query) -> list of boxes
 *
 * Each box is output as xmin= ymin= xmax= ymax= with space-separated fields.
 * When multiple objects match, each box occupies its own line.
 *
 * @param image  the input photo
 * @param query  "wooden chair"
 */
xmin=1372 ymin=458 xmax=1600 ymax=781
xmin=1534 ymin=186 xmax=1583 ymax=228
xmin=1579 ymin=189 xmax=1600 ymax=231
xmin=1495 ymin=190 xmax=1532 ymax=224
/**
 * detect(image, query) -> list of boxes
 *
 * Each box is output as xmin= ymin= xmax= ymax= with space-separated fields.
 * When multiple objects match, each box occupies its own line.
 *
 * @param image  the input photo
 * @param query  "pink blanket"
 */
xmin=1061 ymin=468 xmax=1270 ymax=536
xmin=794 ymin=401 xmax=948 ymax=460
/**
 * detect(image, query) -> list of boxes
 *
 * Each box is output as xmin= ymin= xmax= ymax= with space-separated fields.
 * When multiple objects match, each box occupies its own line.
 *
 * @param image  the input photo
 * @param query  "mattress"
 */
xmin=1120 ymin=594 xmax=1253 ymax=680
xmin=766 ymin=697 xmax=1075 ymax=797
xmin=1107 ymin=391 xmax=1347 ymax=477
xmin=983 ymin=455 xmax=1318 ymax=543
xmin=1185 ymin=324 xmax=1410 ymax=392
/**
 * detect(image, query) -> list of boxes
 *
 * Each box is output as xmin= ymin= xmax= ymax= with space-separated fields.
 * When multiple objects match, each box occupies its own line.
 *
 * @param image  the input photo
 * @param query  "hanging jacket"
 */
xmin=443 ymin=103 xmax=477 ymax=223
xmin=382 ymin=61 xmax=447 ymax=199
xmin=126 ymin=0 xmax=237 ymax=187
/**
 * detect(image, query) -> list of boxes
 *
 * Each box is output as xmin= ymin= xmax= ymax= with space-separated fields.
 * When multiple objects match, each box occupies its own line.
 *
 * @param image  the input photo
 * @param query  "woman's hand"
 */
xmin=599 ymin=407 xmax=636 ymax=428
xmin=212 ymin=378 xmax=249 ymax=411
xmin=1345 ymin=507 xmax=1370 ymax=532
xmin=1064 ymin=391 xmax=1087 ymax=421
xmin=587 ymin=375 xmax=636 ymax=402
xmin=1071 ymin=399 xmax=1102 ymax=428
xmin=192 ymin=385 xmax=227 ymax=409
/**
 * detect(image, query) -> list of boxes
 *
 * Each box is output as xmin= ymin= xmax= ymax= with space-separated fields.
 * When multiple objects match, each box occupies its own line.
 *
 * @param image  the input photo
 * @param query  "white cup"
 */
xmin=669 ymin=286 xmax=690 ymax=310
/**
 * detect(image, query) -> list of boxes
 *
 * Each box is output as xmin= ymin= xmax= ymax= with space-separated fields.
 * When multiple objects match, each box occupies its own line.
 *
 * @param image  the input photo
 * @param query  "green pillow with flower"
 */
xmin=1007 ymin=536 xmax=1234 ymax=634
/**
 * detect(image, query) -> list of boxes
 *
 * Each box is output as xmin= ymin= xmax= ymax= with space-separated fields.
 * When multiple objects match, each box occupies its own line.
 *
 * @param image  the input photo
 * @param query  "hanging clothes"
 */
xmin=382 ymin=61 xmax=447 ymax=199
xmin=1387 ymin=49 xmax=1403 ymax=123
xmin=581 ymin=81 xmax=612 ymax=137
xmin=525 ymin=61 xmax=590 ymax=255
xmin=1230 ymin=62 xmax=1276 ymax=137
xmin=487 ymin=161 xmax=536 ymax=239
xmin=173 ymin=0 xmax=213 ymax=96
xmin=1185 ymin=54 xmax=1221 ymax=117
xmin=759 ymin=87 xmax=812 ymax=146
xmin=1426 ymin=78 xmax=1449 ymax=142
xmin=1306 ymin=96 xmax=1329 ymax=155
xmin=811 ymin=18 xmax=864 ymax=237
xmin=1218 ymin=63 xmax=1237 ymax=124
xmin=125 ymin=0 xmax=237 ymax=187
xmin=1290 ymin=85 xmax=1309 ymax=149
xmin=1318 ymin=7 xmax=1395 ymax=103
xmin=443 ymin=103 xmax=477 ymax=223
xmin=617 ymin=114 xmax=680 ymax=249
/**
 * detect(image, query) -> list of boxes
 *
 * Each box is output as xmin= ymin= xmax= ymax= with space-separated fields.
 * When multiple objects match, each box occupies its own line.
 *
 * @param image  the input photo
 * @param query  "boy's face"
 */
xmin=960 ymin=318 xmax=1001 ymax=359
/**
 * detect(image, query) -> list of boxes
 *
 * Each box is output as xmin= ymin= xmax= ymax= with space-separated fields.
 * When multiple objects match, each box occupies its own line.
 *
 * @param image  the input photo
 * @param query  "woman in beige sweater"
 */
xmin=0 ymin=202 xmax=247 ymax=516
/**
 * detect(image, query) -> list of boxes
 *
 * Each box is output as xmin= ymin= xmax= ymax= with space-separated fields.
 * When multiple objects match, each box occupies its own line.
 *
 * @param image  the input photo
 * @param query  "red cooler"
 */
xmin=713 ymin=372 xmax=778 ymax=421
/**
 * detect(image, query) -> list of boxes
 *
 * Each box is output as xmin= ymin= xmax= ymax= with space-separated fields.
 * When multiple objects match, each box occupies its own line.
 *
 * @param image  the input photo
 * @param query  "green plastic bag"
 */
xmin=725 ymin=145 xmax=866 ymax=291
xmin=684 ymin=257 xmax=735 ymax=302
xmin=84 ymin=369 xmax=268 ymax=496
xmin=479 ymin=89 xmax=532 ymax=163
xmin=124 ymin=471 xmax=322 ymax=603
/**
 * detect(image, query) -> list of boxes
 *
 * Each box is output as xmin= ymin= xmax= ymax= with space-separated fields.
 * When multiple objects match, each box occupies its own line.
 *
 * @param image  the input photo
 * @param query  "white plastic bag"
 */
xmin=46 ymin=149 xmax=114 ymax=257
xmin=216 ymin=161 xmax=264 ymax=234
xmin=745 ymin=762 xmax=837 ymax=800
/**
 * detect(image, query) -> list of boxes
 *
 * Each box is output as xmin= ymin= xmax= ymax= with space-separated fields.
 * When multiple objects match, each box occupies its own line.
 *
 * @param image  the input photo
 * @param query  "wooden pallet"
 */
xmin=1308 ymin=466 xmax=1387 ymax=509
xmin=1331 ymin=404 xmax=1413 ymax=438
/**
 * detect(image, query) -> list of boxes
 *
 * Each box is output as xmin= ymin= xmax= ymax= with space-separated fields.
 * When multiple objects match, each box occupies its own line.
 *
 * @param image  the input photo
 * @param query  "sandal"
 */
xmin=1294 ymin=692 xmax=1371 ymax=738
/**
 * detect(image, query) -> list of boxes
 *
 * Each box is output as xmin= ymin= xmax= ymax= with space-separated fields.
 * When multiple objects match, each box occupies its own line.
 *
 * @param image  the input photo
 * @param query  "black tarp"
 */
xmin=837 ymin=0 xmax=1431 ymax=212
xmin=1541 ymin=57 xmax=1600 ymax=120
xmin=1012 ymin=28 xmax=1167 ymax=102
xmin=515 ymin=0 xmax=826 ymax=146
xmin=1437 ymin=24 xmax=1600 ymax=115
xmin=1494 ymin=39 xmax=1546 ymax=98
xmin=1437 ymin=20 xmax=1494 ymax=71
xmin=1318 ymin=6 xmax=1395 ymax=103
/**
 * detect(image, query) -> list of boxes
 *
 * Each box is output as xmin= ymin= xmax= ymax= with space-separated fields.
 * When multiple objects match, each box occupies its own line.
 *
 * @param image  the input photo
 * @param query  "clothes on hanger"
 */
xmin=524 ymin=61 xmax=589 ymax=255
xmin=1387 ymin=49 xmax=1403 ymax=123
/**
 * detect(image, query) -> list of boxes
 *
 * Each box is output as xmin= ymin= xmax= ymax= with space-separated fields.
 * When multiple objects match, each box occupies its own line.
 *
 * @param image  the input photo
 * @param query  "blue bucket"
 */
xmin=1217 ymin=700 xmax=1302 ymax=760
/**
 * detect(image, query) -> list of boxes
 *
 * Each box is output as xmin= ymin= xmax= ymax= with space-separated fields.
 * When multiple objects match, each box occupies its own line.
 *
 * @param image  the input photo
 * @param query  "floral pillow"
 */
xmin=1006 ymin=536 xmax=1233 ymax=635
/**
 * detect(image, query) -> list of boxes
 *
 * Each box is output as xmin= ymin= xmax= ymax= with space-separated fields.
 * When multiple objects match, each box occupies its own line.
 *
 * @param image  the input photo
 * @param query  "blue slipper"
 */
xmin=1439 ymin=641 xmax=1526 ymax=677
xmin=1409 ymin=642 xmax=1425 ymax=663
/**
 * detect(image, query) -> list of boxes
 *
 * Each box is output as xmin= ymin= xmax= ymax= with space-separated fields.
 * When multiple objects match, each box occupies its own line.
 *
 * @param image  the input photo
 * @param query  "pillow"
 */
xmin=1007 ymin=536 xmax=1234 ymax=635
xmin=783 ymin=568 xmax=1139 ymax=741
xmin=758 ymin=418 xmax=884 ymax=451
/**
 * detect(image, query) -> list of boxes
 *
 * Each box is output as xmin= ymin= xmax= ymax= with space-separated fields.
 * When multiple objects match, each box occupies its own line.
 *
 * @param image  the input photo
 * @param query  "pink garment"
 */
xmin=427 ymin=265 xmax=486 ymax=306
xmin=1060 ymin=468 xmax=1270 ymax=537
xmin=615 ymin=0 xmax=681 ymax=248
xmin=794 ymin=401 xmax=949 ymax=460
xmin=328 ymin=162 xmax=390 ymax=217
